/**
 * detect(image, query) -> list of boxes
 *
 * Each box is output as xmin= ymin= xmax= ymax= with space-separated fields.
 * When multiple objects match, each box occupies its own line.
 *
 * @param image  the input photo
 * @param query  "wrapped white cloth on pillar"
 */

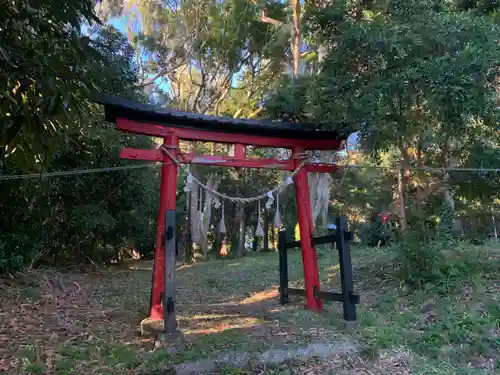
xmin=255 ymin=201 xmax=265 ymax=237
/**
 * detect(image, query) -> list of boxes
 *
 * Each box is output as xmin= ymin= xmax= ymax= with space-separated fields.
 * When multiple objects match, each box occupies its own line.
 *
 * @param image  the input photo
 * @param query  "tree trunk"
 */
xmin=200 ymin=175 xmax=219 ymax=259
xmin=189 ymin=182 xmax=204 ymax=260
xmin=271 ymin=215 xmax=276 ymax=250
xmin=228 ymin=201 xmax=238 ymax=254
xmin=291 ymin=0 xmax=301 ymax=76
xmin=492 ymin=209 xmax=498 ymax=243
xmin=397 ymin=168 xmax=408 ymax=231
xmin=252 ymin=221 xmax=259 ymax=254
xmin=237 ymin=203 xmax=245 ymax=257
xmin=415 ymin=132 xmax=424 ymax=212
xmin=184 ymin=190 xmax=194 ymax=263
xmin=263 ymin=208 xmax=269 ymax=252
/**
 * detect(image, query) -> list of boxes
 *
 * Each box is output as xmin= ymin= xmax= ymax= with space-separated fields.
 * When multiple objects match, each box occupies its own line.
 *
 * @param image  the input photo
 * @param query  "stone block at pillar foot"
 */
xmin=140 ymin=317 xmax=164 ymax=336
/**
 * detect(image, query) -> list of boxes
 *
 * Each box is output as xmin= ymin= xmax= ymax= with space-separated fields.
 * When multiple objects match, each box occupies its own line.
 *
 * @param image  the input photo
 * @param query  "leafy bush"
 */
xmin=0 ymin=10 xmax=158 ymax=274
xmin=358 ymin=213 xmax=396 ymax=247
xmin=0 ymin=233 xmax=30 ymax=275
xmin=394 ymin=234 xmax=493 ymax=293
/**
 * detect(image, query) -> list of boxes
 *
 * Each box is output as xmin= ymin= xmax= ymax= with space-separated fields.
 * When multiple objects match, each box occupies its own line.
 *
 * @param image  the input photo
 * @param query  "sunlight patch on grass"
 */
xmin=182 ymin=313 xmax=241 ymax=320
xmin=239 ymin=289 xmax=279 ymax=304
xmin=175 ymin=263 xmax=197 ymax=271
xmin=183 ymin=317 xmax=262 ymax=335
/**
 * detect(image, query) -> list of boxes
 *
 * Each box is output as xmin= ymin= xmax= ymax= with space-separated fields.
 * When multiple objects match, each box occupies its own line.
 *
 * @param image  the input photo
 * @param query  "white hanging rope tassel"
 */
xmin=219 ymin=202 xmax=226 ymax=234
xmin=213 ymin=197 xmax=221 ymax=209
xmin=265 ymin=191 xmax=274 ymax=209
xmin=184 ymin=167 xmax=194 ymax=192
xmin=273 ymin=190 xmax=283 ymax=229
xmin=255 ymin=200 xmax=265 ymax=237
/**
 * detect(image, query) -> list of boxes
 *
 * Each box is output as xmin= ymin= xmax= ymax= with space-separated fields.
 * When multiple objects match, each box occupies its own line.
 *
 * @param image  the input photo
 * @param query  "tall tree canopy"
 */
xmin=266 ymin=0 xmax=499 ymax=226
xmin=0 ymin=1 xmax=160 ymax=273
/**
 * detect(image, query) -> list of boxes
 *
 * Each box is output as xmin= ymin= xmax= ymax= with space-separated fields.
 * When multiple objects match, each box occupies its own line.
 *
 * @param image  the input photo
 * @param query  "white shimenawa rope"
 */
xmin=160 ymin=145 xmax=308 ymax=204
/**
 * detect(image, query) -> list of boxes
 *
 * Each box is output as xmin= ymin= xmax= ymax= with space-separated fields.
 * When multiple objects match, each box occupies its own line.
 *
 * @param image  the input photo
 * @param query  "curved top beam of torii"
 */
xmin=94 ymin=95 xmax=346 ymax=151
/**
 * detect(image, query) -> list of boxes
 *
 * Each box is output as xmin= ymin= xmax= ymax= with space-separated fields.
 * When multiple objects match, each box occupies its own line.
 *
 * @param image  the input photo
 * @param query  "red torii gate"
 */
xmin=96 ymin=96 xmax=344 ymax=334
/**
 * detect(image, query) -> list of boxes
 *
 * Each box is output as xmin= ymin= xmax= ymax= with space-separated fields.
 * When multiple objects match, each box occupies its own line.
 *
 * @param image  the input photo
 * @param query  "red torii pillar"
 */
xmin=292 ymin=147 xmax=323 ymax=311
xmin=150 ymin=135 xmax=179 ymax=321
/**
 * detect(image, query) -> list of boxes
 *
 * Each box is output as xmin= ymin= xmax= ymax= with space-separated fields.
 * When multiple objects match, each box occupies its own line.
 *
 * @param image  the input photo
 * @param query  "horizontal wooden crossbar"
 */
xmin=285 ymin=240 xmax=302 ymax=249
xmin=284 ymin=232 xmax=352 ymax=250
xmin=285 ymin=287 xmax=360 ymax=304
xmin=304 ymin=164 xmax=340 ymax=173
xmin=120 ymin=148 xmax=296 ymax=170
xmin=312 ymin=234 xmax=337 ymax=246
xmin=120 ymin=147 xmax=339 ymax=173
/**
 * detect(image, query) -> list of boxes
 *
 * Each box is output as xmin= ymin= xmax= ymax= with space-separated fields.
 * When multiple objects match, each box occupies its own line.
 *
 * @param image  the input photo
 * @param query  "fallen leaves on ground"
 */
xmin=0 ymin=268 xmax=150 ymax=374
xmin=0 ymin=257 xmax=345 ymax=375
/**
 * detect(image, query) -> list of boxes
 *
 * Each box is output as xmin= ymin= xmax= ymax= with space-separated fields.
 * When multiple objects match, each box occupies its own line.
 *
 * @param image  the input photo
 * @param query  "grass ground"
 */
xmin=1 ymin=242 xmax=499 ymax=374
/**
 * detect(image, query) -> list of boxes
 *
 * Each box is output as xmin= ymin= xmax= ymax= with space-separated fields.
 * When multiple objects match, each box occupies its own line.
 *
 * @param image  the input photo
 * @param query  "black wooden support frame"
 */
xmin=164 ymin=209 xmax=177 ymax=334
xmin=278 ymin=215 xmax=359 ymax=321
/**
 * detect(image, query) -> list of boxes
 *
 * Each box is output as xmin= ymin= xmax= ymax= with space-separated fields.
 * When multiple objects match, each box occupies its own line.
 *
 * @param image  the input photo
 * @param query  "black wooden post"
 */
xmin=278 ymin=230 xmax=289 ymax=304
xmin=335 ymin=215 xmax=357 ymax=321
xmin=164 ymin=209 xmax=177 ymax=334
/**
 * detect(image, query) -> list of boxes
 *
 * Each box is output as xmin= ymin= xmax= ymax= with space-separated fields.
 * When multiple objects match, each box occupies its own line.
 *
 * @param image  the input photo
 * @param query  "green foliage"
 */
xmin=0 ymin=6 xmax=158 ymax=274
xmin=0 ymin=233 xmax=28 ymax=274
xmin=452 ymin=0 xmax=500 ymax=15
xmin=268 ymin=0 xmax=499 ymax=167
xmin=1 ymin=0 xmax=98 ymax=166
xmin=414 ymin=309 xmax=500 ymax=360
xmin=315 ymin=8 xmax=498 ymax=147
xmin=267 ymin=0 xmax=500 ymax=290
xmin=358 ymin=213 xmax=396 ymax=247
xmin=393 ymin=230 xmax=495 ymax=293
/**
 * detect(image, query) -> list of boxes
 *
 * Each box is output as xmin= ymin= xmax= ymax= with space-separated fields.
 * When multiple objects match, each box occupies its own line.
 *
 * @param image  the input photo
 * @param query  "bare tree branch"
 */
xmin=259 ymin=9 xmax=283 ymax=26
xmin=137 ymin=62 xmax=185 ymax=87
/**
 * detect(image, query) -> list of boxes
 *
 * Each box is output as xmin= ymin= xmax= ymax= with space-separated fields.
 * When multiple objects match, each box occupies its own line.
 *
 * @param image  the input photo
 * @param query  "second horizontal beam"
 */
xmin=120 ymin=148 xmax=339 ymax=173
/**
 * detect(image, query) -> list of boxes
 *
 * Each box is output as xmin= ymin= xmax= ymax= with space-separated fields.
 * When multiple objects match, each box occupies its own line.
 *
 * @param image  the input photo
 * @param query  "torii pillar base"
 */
xmin=140 ymin=317 xmax=164 ymax=336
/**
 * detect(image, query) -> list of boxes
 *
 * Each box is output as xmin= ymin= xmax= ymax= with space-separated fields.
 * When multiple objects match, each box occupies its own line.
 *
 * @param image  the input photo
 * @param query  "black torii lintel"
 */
xmin=93 ymin=95 xmax=346 ymax=142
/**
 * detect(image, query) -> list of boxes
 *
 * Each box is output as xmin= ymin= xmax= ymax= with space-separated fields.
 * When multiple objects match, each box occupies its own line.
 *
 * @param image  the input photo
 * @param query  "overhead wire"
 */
xmin=1 ymin=153 xmax=499 ymax=183
xmin=0 ymin=161 xmax=174 ymax=181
